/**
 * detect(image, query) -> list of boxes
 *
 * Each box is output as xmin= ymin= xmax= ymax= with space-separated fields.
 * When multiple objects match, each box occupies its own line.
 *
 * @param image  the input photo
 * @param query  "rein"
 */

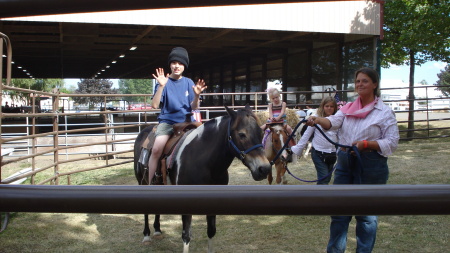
xmin=270 ymin=119 xmax=306 ymax=165
xmin=227 ymin=118 xmax=263 ymax=165
xmin=268 ymin=127 xmax=291 ymax=167
xmin=271 ymin=119 xmax=364 ymax=183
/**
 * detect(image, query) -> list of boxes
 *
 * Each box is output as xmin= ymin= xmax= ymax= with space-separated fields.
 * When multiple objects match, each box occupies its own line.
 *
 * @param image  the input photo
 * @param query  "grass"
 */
xmin=1 ymin=129 xmax=449 ymax=252
xmin=397 ymin=118 xmax=450 ymax=141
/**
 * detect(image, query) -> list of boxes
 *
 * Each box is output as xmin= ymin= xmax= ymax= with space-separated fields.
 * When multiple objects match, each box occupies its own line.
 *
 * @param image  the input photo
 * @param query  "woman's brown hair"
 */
xmin=355 ymin=67 xmax=381 ymax=97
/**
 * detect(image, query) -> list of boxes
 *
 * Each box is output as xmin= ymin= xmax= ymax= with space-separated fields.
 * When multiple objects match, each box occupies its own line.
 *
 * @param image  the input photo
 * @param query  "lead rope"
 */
xmin=272 ymin=119 xmax=363 ymax=184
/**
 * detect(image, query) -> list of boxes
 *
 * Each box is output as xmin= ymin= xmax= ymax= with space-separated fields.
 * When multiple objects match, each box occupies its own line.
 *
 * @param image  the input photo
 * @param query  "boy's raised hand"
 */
xmin=152 ymin=68 xmax=169 ymax=87
xmin=193 ymin=79 xmax=207 ymax=95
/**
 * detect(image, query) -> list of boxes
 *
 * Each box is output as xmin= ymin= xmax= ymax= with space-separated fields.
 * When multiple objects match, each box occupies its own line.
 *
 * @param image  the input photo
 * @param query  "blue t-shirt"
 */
xmin=155 ymin=77 xmax=195 ymax=124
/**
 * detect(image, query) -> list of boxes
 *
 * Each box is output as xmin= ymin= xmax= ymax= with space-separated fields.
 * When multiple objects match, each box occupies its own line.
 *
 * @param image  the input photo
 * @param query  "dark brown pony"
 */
xmin=133 ymin=105 xmax=271 ymax=253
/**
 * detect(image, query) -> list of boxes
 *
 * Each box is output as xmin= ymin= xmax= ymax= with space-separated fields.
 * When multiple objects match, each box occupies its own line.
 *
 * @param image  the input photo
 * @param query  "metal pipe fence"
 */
xmin=2 ymin=27 xmax=449 ymax=186
xmin=1 ymin=184 xmax=449 ymax=215
xmin=1 ymin=86 xmax=449 ymax=185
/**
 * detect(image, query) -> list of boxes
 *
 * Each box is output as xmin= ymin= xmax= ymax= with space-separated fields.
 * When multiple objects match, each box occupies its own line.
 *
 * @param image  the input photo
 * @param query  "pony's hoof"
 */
xmin=153 ymin=231 xmax=162 ymax=236
xmin=142 ymin=236 xmax=151 ymax=243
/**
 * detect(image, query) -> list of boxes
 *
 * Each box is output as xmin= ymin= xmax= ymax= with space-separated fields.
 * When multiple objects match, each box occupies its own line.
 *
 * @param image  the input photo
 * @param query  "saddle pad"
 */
xmin=166 ymin=128 xmax=196 ymax=170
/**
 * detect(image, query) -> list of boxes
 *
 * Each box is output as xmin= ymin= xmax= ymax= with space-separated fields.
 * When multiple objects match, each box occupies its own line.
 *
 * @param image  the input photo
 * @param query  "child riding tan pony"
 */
xmin=257 ymin=108 xmax=300 ymax=184
xmin=263 ymin=123 xmax=292 ymax=184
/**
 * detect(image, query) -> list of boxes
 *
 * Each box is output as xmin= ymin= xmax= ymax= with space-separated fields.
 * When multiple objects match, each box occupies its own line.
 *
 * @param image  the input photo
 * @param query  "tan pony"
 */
xmin=257 ymin=109 xmax=300 ymax=184
xmin=263 ymin=123 xmax=292 ymax=184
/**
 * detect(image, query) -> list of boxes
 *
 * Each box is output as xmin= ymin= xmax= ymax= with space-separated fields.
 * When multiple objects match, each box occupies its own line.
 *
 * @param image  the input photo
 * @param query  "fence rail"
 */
xmin=1 ymin=83 xmax=449 ymax=185
xmin=1 ymin=184 xmax=449 ymax=215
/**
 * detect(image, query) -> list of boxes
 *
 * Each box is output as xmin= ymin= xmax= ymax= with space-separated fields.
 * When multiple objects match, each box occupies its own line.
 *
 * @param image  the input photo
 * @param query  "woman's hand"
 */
xmin=352 ymin=141 xmax=364 ymax=151
xmin=152 ymin=68 xmax=169 ymax=87
xmin=306 ymin=116 xmax=318 ymax=126
xmin=193 ymin=79 xmax=207 ymax=95
xmin=352 ymin=140 xmax=377 ymax=151
xmin=306 ymin=116 xmax=332 ymax=130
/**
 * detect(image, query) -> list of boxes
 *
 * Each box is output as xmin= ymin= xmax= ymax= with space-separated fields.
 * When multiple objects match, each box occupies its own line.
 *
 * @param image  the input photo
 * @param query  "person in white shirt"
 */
xmin=295 ymin=104 xmax=307 ymax=119
xmin=305 ymin=100 xmax=317 ymax=117
xmin=307 ymin=67 xmax=399 ymax=253
xmin=291 ymin=96 xmax=338 ymax=185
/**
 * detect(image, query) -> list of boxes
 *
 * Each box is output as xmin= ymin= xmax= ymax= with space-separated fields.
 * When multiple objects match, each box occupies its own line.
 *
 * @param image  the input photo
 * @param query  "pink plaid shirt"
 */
xmin=328 ymin=99 xmax=399 ymax=157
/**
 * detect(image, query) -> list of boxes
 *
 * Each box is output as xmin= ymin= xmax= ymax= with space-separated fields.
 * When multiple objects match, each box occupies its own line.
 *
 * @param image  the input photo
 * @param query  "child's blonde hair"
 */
xmin=267 ymin=88 xmax=280 ymax=98
xmin=316 ymin=96 xmax=337 ymax=117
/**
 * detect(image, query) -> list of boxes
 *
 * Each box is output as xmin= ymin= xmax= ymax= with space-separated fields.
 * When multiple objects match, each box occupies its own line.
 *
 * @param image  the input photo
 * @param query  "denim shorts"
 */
xmin=155 ymin=123 xmax=174 ymax=137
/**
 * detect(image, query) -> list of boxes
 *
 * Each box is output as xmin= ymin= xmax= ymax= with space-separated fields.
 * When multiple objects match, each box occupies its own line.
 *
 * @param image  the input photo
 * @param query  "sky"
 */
xmin=380 ymin=61 xmax=448 ymax=98
xmin=64 ymin=78 xmax=119 ymax=89
xmin=380 ymin=61 xmax=447 ymax=88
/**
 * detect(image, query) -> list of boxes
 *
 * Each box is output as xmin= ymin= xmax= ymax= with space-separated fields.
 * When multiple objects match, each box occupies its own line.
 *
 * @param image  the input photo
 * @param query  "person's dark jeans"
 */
xmin=311 ymin=149 xmax=334 ymax=185
xmin=327 ymin=150 xmax=388 ymax=253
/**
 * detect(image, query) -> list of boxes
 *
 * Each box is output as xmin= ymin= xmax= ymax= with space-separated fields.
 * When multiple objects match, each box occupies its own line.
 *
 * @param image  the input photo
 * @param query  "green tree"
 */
xmin=419 ymin=80 xmax=428 ymax=86
xmin=118 ymin=79 xmax=153 ymax=102
xmin=435 ymin=65 xmax=450 ymax=96
xmin=72 ymin=79 xmax=117 ymax=109
xmin=3 ymin=78 xmax=64 ymax=106
xmin=382 ymin=0 xmax=450 ymax=138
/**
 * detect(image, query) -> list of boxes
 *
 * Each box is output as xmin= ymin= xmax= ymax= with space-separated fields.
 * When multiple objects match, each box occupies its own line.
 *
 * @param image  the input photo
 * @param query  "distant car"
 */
xmin=128 ymin=104 xmax=152 ymax=110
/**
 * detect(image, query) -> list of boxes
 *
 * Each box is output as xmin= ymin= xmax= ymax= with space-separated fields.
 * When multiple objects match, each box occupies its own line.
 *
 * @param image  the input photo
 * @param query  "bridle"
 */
xmin=268 ymin=126 xmax=291 ymax=164
xmin=227 ymin=117 xmax=263 ymax=165
xmin=271 ymin=119 xmax=364 ymax=183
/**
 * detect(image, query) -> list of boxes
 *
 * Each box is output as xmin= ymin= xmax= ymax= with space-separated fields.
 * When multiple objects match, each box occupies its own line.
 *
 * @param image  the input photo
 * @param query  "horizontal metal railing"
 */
xmin=1 ymin=84 xmax=449 ymax=185
xmin=0 ymin=184 xmax=449 ymax=215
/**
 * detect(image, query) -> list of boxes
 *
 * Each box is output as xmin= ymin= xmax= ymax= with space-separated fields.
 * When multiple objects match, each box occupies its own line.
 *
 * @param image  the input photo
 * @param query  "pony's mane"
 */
xmin=270 ymin=124 xmax=284 ymax=131
xmin=236 ymin=107 xmax=257 ymax=120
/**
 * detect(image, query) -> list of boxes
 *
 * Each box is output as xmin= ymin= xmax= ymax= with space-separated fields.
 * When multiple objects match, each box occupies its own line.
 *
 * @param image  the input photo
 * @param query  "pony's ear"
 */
xmin=225 ymin=105 xmax=237 ymax=118
xmin=244 ymin=104 xmax=253 ymax=112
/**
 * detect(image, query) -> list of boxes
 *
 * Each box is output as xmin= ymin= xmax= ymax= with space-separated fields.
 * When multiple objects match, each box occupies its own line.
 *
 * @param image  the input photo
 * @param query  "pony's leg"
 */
xmin=142 ymin=214 xmax=151 ymax=242
xmin=182 ymin=215 xmax=192 ymax=253
xmin=282 ymin=174 xmax=288 ymax=184
xmin=276 ymin=163 xmax=282 ymax=184
xmin=282 ymin=167 xmax=288 ymax=184
xmin=267 ymin=171 xmax=273 ymax=184
xmin=206 ymin=215 xmax=216 ymax=253
xmin=153 ymin=214 xmax=162 ymax=236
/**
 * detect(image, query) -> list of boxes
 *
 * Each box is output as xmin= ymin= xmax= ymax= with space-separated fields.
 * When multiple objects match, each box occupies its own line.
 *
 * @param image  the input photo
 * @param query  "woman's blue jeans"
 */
xmin=311 ymin=149 xmax=334 ymax=185
xmin=327 ymin=149 xmax=389 ymax=253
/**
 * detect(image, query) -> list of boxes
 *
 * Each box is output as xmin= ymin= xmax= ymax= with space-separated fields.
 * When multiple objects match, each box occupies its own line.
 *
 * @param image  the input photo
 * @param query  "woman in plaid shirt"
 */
xmin=307 ymin=67 xmax=399 ymax=253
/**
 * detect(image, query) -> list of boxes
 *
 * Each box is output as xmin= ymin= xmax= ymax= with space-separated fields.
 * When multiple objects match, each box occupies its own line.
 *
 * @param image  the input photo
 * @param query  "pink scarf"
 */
xmin=340 ymin=96 xmax=378 ymax=118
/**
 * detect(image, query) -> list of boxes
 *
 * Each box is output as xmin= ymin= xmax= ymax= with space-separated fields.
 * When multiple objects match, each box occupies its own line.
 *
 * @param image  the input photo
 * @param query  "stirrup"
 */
xmin=138 ymin=148 xmax=150 ymax=167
